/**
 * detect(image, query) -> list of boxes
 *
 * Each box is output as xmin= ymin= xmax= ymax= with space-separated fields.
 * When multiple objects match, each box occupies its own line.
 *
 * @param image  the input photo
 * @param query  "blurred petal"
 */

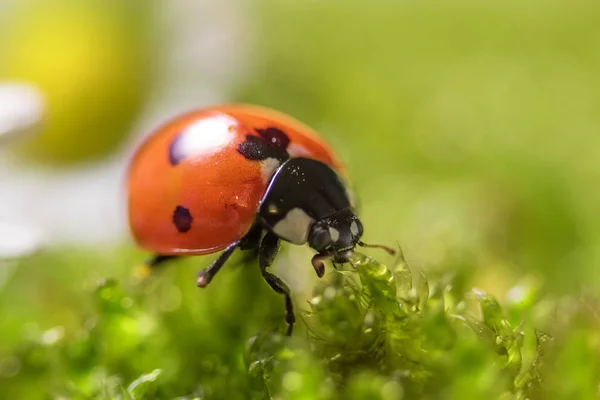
xmin=0 ymin=220 xmax=43 ymax=260
xmin=0 ymin=82 xmax=44 ymax=144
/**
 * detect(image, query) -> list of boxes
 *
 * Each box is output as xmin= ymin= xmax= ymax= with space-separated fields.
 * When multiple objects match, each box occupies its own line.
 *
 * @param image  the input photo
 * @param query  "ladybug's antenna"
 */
xmin=357 ymin=241 xmax=396 ymax=256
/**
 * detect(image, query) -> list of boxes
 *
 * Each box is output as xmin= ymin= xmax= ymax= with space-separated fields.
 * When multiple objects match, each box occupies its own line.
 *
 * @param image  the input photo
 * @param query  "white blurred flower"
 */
xmin=0 ymin=82 xmax=44 ymax=144
xmin=0 ymin=221 xmax=43 ymax=260
xmin=0 ymin=82 xmax=45 ymax=260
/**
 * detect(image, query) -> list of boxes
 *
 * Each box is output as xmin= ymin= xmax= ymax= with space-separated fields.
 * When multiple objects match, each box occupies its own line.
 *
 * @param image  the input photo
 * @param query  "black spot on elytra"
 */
xmin=237 ymin=134 xmax=288 ymax=162
xmin=173 ymin=205 xmax=193 ymax=233
xmin=168 ymin=133 xmax=186 ymax=165
xmin=256 ymin=127 xmax=290 ymax=149
xmin=237 ymin=126 xmax=291 ymax=162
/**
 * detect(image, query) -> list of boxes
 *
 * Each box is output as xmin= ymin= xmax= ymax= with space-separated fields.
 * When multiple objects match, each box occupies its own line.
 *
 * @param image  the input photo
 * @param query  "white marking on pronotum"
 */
xmin=328 ymin=227 xmax=340 ymax=242
xmin=350 ymin=221 xmax=360 ymax=237
xmin=272 ymin=208 xmax=315 ymax=244
xmin=261 ymin=157 xmax=281 ymax=183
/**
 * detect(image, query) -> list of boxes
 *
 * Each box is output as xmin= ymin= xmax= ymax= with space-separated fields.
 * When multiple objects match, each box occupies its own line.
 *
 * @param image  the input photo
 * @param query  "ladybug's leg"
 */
xmin=258 ymin=232 xmax=295 ymax=336
xmin=239 ymin=225 xmax=263 ymax=250
xmin=239 ymin=224 xmax=263 ymax=264
xmin=196 ymin=241 xmax=240 ymax=288
xmin=147 ymin=254 xmax=179 ymax=267
xmin=134 ymin=254 xmax=179 ymax=280
xmin=311 ymin=253 xmax=329 ymax=278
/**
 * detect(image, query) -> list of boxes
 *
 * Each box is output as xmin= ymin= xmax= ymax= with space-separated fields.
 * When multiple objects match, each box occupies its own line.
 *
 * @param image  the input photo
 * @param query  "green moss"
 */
xmin=4 ymin=247 xmax=595 ymax=399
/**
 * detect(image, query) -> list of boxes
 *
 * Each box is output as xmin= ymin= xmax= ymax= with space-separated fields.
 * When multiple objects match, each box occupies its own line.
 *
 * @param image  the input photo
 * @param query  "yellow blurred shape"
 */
xmin=0 ymin=0 xmax=154 ymax=165
xmin=133 ymin=263 xmax=153 ymax=281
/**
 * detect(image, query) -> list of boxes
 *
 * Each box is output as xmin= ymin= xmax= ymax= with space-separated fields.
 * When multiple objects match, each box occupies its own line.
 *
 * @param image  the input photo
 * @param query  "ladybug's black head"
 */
xmin=307 ymin=209 xmax=396 ymax=277
xmin=308 ymin=209 xmax=363 ymax=258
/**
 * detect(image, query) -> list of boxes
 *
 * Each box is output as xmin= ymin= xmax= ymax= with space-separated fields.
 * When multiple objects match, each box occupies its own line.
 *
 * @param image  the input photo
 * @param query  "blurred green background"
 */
xmin=2 ymin=0 xmax=600 ymax=398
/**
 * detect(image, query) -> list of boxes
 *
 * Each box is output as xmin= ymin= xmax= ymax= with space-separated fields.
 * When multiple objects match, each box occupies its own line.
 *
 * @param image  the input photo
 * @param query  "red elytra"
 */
xmin=126 ymin=104 xmax=345 ymax=256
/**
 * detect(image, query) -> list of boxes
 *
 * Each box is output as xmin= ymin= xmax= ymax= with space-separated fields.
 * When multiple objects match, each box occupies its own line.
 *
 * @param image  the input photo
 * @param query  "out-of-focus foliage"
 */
xmin=0 ymin=248 xmax=283 ymax=399
xmin=0 ymin=0 xmax=155 ymax=165
xmin=1 ymin=248 xmax=598 ymax=399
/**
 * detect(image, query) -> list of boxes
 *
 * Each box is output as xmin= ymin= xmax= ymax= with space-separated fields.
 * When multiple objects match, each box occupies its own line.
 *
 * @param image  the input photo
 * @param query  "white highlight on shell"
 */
xmin=328 ymin=226 xmax=340 ymax=242
xmin=261 ymin=157 xmax=281 ymax=183
xmin=350 ymin=221 xmax=360 ymax=237
xmin=171 ymin=113 xmax=237 ymax=160
xmin=272 ymin=208 xmax=315 ymax=245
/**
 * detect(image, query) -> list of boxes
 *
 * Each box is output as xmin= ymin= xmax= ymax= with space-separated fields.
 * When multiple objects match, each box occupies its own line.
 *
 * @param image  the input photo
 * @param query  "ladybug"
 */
xmin=126 ymin=104 xmax=394 ymax=335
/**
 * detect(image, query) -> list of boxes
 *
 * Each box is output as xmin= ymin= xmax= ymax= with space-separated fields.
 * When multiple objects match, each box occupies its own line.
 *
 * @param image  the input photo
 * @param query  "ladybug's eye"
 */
xmin=308 ymin=226 xmax=331 ymax=251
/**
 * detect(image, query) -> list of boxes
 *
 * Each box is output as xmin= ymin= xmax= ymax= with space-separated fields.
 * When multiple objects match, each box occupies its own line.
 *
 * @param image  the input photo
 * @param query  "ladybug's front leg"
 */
xmin=196 ymin=241 xmax=240 ymax=288
xmin=258 ymin=232 xmax=295 ymax=336
xmin=196 ymin=225 xmax=264 ymax=288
